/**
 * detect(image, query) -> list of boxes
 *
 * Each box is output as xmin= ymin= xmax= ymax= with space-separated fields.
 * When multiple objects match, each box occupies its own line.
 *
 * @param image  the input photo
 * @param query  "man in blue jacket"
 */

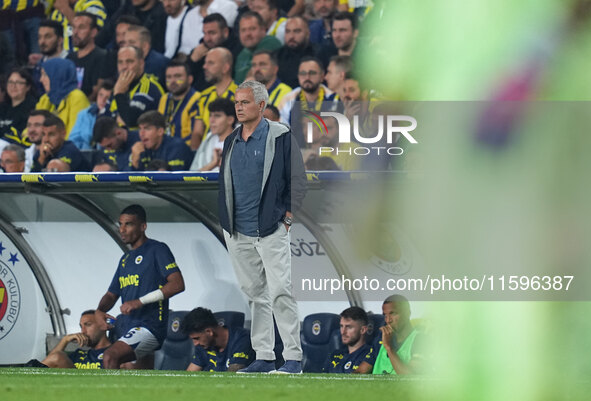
xmin=218 ymin=80 xmax=307 ymax=374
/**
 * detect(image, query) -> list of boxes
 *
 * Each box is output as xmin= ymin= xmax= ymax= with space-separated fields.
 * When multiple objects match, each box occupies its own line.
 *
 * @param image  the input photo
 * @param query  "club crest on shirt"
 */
xmin=135 ymin=255 xmax=143 ymax=264
xmin=344 ymin=361 xmax=352 ymax=370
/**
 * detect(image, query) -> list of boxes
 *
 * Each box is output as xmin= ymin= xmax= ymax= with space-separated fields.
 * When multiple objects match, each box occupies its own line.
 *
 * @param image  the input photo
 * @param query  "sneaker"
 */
xmin=236 ymin=360 xmax=275 ymax=374
xmin=271 ymin=360 xmax=302 ymax=374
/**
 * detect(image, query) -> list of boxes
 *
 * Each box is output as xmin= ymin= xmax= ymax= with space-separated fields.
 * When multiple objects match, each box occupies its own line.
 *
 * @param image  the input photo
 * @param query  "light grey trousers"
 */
xmin=224 ymin=224 xmax=303 ymax=361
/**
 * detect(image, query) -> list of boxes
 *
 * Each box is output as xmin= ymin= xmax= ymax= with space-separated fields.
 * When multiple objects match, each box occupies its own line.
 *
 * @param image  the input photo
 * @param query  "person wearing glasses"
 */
xmin=0 ymin=68 xmax=38 ymax=150
xmin=277 ymin=56 xmax=339 ymax=146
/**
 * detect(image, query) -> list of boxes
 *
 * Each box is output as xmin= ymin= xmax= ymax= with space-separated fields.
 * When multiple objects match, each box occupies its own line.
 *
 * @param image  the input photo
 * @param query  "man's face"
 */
xmin=118 ymin=213 xmax=146 ymax=245
xmin=189 ymin=329 xmax=215 ymax=349
xmin=115 ymin=23 xmax=131 ymax=49
xmin=324 ymin=61 xmax=343 ymax=92
xmin=298 ymin=61 xmax=323 ymax=93
xmin=343 ymin=78 xmax=362 ymax=101
xmin=203 ymin=50 xmax=224 ymax=83
xmin=251 ymin=53 xmax=277 ymax=85
xmin=162 ymin=0 xmax=183 ymax=16
xmin=26 ymin=115 xmax=45 ymax=144
xmin=235 ymin=88 xmax=263 ymax=124
xmin=118 ymin=47 xmax=144 ymax=79
xmin=239 ymin=16 xmax=266 ymax=49
xmin=125 ymin=30 xmax=149 ymax=55
xmin=313 ymin=0 xmax=336 ymax=19
xmin=139 ymin=123 xmax=164 ymax=150
xmin=202 ymin=22 xmax=227 ymax=49
xmin=72 ymin=15 xmax=95 ymax=49
xmin=284 ymin=18 xmax=308 ymax=49
xmin=79 ymin=314 xmax=104 ymax=348
xmin=249 ymin=0 xmax=275 ymax=26
xmin=209 ymin=111 xmax=234 ymax=136
xmin=340 ymin=317 xmax=365 ymax=347
xmin=42 ymin=124 xmax=65 ymax=151
xmin=99 ymin=128 xmax=126 ymax=151
xmin=96 ymin=88 xmax=112 ymax=111
xmin=383 ymin=302 xmax=407 ymax=333
xmin=165 ymin=66 xmax=191 ymax=96
xmin=38 ymin=26 xmax=61 ymax=56
xmin=0 ymin=150 xmax=24 ymax=173
xmin=332 ymin=19 xmax=356 ymax=51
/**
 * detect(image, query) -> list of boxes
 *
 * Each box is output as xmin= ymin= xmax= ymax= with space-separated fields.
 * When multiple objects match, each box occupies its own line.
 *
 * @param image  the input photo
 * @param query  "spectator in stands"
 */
xmin=131 ymin=110 xmax=194 ymax=170
xmin=325 ymin=11 xmax=357 ymax=59
xmin=341 ymin=73 xmax=369 ymax=123
xmin=218 ymin=80 xmax=307 ymax=374
xmin=107 ymin=46 xmax=164 ymax=130
xmin=323 ymin=307 xmax=375 ymax=373
xmin=92 ymin=116 xmax=139 ymax=170
xmin=69 ymin=79 xmax=113 ymax=150
xmin=0 ymin=68 xmax=38 ymax=148
xmin=190 ymin=97 xmax=235 ymax=171
xmin=181 ymin=307 xmax=254 ymax=372
xmin=263 ymin=103 xmax=279 ymax=121
xmin=162 ymin=0 xmax=192 ymax=59
xmin=193 ymin=47 xmax=237 ymax=150
xmin=94 ymin=203 xmax=185 ymax=369
xmin=308 ymin=0 xmax=338 ymax=46
xmin=45 ymin=158 xmax=72 ymax=171
xmin=251 ymin=49 xmax=292 ymax=107
xmin=41 ymin=310 xmax=111 ymax=369
xmin=0 ymin=0 xmax=43 ymax=65
xmin=98 ymin=15 xmax=143 ymax=84
xmin=96 ymin=0 xmax=167 ymax=53
xmin=276 ymin=16 xmax=318 ymax=88
xmin=125 ymin=25 xmax=169 ymax=85
xmin=278 ymin=56 xmax=338 ymax=143
xmin=0 ymin=144 xmax=26 ymax=173
xmin=249 ymin=0 xmax=287 ymax=44
xmin=234 ymin=11 xmax=282 ymax=84
xmin=49 ymin=0 xmax=107 ymax=52
xmin=67 ymin=12 xmax=108 ymax=100
xmin=188 ymin=13 xmax=242 ymax=92
xmin=356 ymin=295 xmax=425 ymax=375
xmin=188 ymin=0 xmax=239 ymax=44
xmin=23 ymin=110 xmax=53 ymax=172
xmin=35 ymin=19 xmax=69 ymax=62
xmin=157 ymin=60 xmax=201 ymax=148
xmin=32 ymin=113 xmax=91 ymax=171
xmin=36 ymin=58 xmax=91 ymax=136
xmin=324 ymin=55 xmax=351 ymax=99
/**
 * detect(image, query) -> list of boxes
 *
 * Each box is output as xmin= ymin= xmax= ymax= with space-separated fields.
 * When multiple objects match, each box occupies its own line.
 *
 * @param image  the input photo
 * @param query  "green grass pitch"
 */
xmin=0 ymin=368 xmax=431 ymax=401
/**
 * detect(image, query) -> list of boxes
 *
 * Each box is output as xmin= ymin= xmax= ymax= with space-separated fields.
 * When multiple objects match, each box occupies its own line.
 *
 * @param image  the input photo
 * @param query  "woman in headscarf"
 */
xmin=36 ymin=58 xmax=90 ymax=136
xmin=0 ymin=68 xmax=38 ymax=148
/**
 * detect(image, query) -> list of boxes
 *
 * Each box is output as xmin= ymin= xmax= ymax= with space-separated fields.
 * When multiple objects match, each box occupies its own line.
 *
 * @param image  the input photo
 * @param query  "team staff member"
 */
xmin=323 ymin=307 xmax=376 ymax=374
xmin=41 ymin=310 xmax=111 ymax=369
xmin=92 ymin=116 xmax=140 ymax=171
xmin=181 ymin=307 xmax=254 ymax=372
xmin=107 ymin=46 xmax=164 ymax=131
xmin=95 ymin=204 xmax=185 ymax=369
xmin=157 ymin=60 xmax=201 ymax=147
xmin=218 ymin=80 xmax=307 ymax=374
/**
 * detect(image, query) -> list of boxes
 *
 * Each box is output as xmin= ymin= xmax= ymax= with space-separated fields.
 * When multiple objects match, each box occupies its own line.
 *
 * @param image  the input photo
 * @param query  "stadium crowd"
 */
xmin=0 ymin=0 xmax=395 ymax=173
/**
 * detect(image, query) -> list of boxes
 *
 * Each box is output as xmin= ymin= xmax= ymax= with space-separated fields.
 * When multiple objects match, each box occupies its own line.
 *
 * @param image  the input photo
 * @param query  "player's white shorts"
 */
xmin=117 ymin=327 xmax=159 ymax=359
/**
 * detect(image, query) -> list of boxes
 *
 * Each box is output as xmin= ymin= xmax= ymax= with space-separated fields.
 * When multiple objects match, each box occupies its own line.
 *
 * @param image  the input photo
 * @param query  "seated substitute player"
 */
xmin=41 ymin=310 xmax=111 ymax=369
xmin=181 ymin=307 xmax=254 ymax=372
xmin=95 ymin=204 xmax=185 ymax=369
xmin=323 ymin=306 xmax=375 ymax=374
xmin=356 ymin=294 xmax=425 ymax=375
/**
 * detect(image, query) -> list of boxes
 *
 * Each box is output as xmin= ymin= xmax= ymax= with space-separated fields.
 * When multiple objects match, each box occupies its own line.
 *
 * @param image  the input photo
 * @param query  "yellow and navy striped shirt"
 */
xmin=1 ymin=0 xmax=39 ymax=12
xmin=197 ymin=81 xmax=237 ymax=133
xmin=158 ymin=88 xmax=201 ymax=147
xmin=268 ymin=79 xmax=292 ymax=107
xmin=50 ymin=0 xmax=107 ymax=51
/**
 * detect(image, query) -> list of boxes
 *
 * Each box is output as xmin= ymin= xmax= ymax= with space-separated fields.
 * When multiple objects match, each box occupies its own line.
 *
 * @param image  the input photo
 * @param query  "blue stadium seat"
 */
xmin=213 ymin=311 xmax=245 ymax=329
xmin=301 ymin=313 xmax=340 ymax=373
xmin=365 ymin=313 xmax=384 ymax=345
xmin=154 ymin=310 xmax=194 ymax=370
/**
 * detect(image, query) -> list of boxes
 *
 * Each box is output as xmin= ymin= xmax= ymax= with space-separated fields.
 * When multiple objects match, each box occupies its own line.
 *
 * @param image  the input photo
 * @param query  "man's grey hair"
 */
xmin=2 ymin=144 xmax=25 ymax=161
xmin=237 ymin=80 xmax=269 ymax=109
